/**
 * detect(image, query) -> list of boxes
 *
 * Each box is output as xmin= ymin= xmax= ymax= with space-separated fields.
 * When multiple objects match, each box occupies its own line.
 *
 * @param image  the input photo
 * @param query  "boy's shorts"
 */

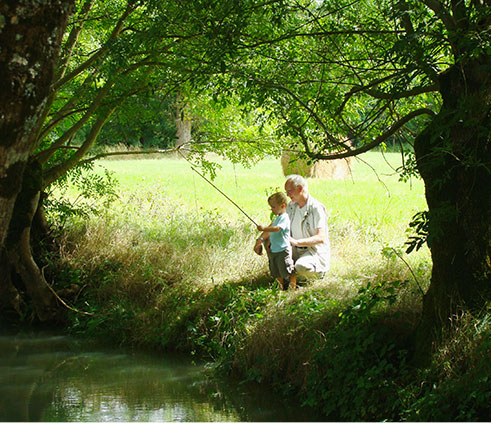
xmin=269 ymin=249 xmax=294 ymax=279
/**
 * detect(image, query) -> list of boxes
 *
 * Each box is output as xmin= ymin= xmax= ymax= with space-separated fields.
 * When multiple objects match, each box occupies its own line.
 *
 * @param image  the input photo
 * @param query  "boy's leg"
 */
xmin=277 ymin=277 xmax=285 ymax=291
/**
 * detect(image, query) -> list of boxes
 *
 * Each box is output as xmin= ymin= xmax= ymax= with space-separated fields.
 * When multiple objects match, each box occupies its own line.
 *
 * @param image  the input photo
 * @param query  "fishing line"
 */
xmin=178 ymin=150 xmax=259 ymax=226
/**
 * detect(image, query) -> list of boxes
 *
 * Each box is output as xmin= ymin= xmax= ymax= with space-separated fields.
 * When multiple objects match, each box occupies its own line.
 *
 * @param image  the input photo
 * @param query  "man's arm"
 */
xmin=290 ymin=227 xmax=326 ymax=247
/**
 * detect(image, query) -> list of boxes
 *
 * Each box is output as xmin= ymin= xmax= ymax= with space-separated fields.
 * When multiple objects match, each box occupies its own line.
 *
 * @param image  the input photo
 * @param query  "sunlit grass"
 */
xmin=91 ymin=151 xmax=429 ymax=291
xmin=96 ymin=151 xmax=426 ymax=239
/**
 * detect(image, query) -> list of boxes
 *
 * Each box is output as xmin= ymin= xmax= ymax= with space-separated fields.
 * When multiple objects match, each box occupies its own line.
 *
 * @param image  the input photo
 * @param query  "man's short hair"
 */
xmin=286 ymin=174 xmax=308 ymax=191
xmin=268 ymin=191 xmax=288 ymax=206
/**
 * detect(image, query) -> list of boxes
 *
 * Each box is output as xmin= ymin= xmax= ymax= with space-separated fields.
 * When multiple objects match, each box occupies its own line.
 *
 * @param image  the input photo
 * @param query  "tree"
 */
xmin=2 ymin=0 xmax=489 ymax=364
xmin=0 ymin=0 xmax=267 ymax=321
xmin=95 ymin=94 xmax=177 ymax=149
xmin=221 ymin=0 xmax=490 ymax=357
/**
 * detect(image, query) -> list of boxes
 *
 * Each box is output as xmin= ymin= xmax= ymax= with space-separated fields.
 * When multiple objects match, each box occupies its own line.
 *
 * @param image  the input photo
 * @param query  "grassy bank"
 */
xmin=52 ymin=153 xmax=489 ymax=421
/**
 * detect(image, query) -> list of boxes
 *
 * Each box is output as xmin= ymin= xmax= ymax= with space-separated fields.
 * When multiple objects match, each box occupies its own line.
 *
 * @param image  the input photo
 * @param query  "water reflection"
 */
xmin=0 ymin=332 xmax=320 ymax=422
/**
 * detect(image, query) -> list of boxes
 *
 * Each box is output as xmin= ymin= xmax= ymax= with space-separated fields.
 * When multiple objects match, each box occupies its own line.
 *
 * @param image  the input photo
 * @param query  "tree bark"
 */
xmin=0 ymin=0 xmax=74 ymax=246
xmin=0 ymin=247 xmax=24 ymax=318
xmin=0 ymin=0 xmax=73 ymax=320
xmin=414 ymin=57 xmax=491 ymax=361
xmin=5 ymin=161 xmax=57 ymax=321
xmin=175 ymin=93 xmax=192 ymax=152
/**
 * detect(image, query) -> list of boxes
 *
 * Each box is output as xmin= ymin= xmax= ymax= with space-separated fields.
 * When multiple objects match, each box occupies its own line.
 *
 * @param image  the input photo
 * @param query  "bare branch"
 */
xmin=312 ymin=108 xmax=435 ymax=160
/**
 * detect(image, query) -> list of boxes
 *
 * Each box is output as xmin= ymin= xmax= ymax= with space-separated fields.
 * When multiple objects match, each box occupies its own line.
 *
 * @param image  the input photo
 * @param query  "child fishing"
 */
xmin=256 ymin=192 xmax=296 ymax=290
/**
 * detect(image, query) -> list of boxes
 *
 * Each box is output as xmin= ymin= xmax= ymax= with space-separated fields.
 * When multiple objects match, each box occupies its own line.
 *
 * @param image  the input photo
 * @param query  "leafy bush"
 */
xmin=45 ymin=163 xmax=119 ymax=225
xmin=302 ymin=281 xmax=411 ymax=421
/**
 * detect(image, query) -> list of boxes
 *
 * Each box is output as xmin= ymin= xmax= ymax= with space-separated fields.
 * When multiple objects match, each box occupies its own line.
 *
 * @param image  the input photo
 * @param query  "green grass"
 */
xmin=87 ymin=152 xmax=429 ymax=299
xmin=96 ymin=151 xmax=426 ymax=237
xmin=53 ymin=152 xmax=491 ymax=421
xmin=59 ymin=151 xmax=430 ymax=322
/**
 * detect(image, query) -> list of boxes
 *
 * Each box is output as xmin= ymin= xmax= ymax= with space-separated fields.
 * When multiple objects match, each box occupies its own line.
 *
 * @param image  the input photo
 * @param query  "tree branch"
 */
xmin=52 ymin=0 xmax=136 ymax=91
xmin=57 ymin=0 xmax=95 ymax=80
xmin=262 ymin=81 xmax=343 ymax=148
xmin=79 ymin=147 xmax=180 ymax=165
xmin=450 ymin=0 xmax=468 ymax=28
xmin=36 ymin=73 xmax=97 ymax=144
xmin=421 ymin=0 xmax=458 ymax=32
xmin=43 ymin=105 xmax=118 ymax=187
xmin=35 ymin=81 xmax=114 ymax=165
xmin=364 ymin=83 xmax=439 ymax=99
xmin=312 ymin=108 xmax=435 ymax=160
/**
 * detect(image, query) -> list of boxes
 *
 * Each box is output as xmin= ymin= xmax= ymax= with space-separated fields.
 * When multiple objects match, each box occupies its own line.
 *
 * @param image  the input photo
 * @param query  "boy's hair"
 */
xmin=268 ymin=191 xmax=288 ymax=206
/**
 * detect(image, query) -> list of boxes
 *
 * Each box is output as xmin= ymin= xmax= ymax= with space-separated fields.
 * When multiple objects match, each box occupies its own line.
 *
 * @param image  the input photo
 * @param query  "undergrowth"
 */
xmin=50 ymin=180 xmax=489 ymax=421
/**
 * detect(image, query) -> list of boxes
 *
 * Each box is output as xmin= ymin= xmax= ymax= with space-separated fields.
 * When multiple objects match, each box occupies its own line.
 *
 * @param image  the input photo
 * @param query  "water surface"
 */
xmin=0 ymin=331 xmax=320 ymax=421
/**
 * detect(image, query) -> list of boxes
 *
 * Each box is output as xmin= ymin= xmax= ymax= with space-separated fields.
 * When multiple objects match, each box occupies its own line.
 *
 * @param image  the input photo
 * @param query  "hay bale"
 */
xmin=281 ymin=151 xmax=351 ymax=179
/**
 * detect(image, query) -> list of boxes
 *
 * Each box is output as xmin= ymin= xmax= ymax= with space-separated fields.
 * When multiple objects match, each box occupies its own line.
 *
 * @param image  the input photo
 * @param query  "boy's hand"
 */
xmin=254 ymin=242 xmax=263 ymax=255
xmin=256 ymin=225 xmax=265 ymax=231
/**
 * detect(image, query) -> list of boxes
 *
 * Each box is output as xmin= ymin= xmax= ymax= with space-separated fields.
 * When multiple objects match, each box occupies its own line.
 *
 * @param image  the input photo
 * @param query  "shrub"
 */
xmin=401 ymin=308 xmax=491 ymax=421
xmin=302 ymin=281 xmax=412 ymax=421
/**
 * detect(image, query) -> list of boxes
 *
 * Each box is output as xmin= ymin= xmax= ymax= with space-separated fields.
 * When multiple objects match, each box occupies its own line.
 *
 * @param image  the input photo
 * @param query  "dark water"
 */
xmin=0 ymin=332 xmax=321 ymax=422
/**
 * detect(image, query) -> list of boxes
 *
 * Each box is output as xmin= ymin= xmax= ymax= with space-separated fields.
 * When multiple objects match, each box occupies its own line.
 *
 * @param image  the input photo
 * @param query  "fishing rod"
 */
xmin=178 ymin=150 xmax=259 ymax=227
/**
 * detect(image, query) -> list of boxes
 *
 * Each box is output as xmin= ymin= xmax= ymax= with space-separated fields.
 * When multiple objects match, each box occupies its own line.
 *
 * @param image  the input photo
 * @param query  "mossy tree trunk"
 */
xmin=414 ymin=58 xmax=491 ymax=360
xmin=0 ymin=1 xmax=74 ymax=320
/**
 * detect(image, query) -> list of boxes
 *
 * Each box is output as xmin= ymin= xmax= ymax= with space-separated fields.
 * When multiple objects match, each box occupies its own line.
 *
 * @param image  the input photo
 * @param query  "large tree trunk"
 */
xmin=0 ymin=0 xmax=73 ymax=245
xmin=414 ymin=57 xmax=491 ymax=360
xmin=0 ymin=1 xmax=74 ymax=320
xmin=6 ymin=161 xmax=57 ymax=321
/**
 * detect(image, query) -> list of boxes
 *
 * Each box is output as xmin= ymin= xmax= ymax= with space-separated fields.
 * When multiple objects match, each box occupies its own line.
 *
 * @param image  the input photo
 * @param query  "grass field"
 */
xmin=88 ymin=152 xmax=430 ymax=288
xmin=96 ymin=151 xmax=427 ymax=238
xmin=57 ymin=150 xmax=431 ymax=292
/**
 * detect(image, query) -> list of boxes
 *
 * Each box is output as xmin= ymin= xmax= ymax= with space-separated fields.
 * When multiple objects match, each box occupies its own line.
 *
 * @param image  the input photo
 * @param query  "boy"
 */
xmin=256 ymin=192 xmax=296 ymax=290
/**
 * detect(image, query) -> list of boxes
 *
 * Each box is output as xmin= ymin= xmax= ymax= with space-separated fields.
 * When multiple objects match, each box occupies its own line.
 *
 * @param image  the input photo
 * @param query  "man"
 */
xmin=254 ymin=174 xmax=330 ymax=281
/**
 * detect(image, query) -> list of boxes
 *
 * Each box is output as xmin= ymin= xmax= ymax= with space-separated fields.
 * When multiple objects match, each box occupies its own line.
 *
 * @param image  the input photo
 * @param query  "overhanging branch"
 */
xmin=311 ymin=108 xmax=435 ymax=160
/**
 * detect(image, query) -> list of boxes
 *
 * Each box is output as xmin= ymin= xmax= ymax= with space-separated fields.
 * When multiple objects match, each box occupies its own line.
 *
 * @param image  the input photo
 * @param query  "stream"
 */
xmin=0 ymin=331 xmax=322 ymax=421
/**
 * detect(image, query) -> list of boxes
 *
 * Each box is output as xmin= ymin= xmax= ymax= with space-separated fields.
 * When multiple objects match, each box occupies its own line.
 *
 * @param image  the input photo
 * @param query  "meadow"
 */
xmin=87 ymin=151 xmax=431 ymax=297
xmin=97 ymin=151 xmax=426 ymax=232
xmin=52 ymin=152 xmax=489 ymax=421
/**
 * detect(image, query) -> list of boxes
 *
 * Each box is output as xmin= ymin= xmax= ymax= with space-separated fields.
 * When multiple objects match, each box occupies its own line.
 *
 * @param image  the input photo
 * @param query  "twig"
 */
xmin=389 ymin=247 xmax=425 ymax=296
xmin=43 ymin=266 xmax=95 ymax=316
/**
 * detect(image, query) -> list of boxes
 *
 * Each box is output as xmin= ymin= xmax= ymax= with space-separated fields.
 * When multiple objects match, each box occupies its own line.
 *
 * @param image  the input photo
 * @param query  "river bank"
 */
xmin=34 ymin=155 xmax=490 ymax=421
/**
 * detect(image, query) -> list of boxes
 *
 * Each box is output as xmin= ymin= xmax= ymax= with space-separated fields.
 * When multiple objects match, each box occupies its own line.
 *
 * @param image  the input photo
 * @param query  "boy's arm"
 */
xmin=257 ymin=224 xmax=281 ymax=233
